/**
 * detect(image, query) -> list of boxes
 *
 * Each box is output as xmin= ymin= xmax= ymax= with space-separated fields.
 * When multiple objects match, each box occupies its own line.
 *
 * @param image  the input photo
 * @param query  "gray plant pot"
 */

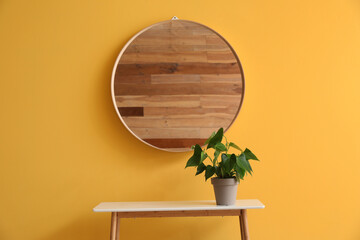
xmin=211 ymin=177 xmax=239 ymax=205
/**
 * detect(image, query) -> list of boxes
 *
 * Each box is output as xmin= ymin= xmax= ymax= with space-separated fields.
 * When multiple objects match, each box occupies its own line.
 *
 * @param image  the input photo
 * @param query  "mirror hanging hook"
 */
xmin=171 ymin=16 xmax=179 ymax=20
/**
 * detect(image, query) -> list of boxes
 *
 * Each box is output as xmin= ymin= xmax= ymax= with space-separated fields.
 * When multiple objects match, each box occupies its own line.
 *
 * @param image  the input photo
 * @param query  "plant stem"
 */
xmin=203 ymin=149 xmax=214 ymax=166
xmin=224 ymin=135 xmax=229 ymax=154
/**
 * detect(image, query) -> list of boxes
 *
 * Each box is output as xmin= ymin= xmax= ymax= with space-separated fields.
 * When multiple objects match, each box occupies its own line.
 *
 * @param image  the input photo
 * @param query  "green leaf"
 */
xmin=244 ymin=148 xmax=259 ymax=161
xmin=223 ymin=153 xmax=236 ymax=173
xmin=218 ymin=161 xmax=225 ymax=178
xmin=220 ymin=166 xmax=225 ymax=177
xmin=247 ymin=160 xmax=253 ymax=172
xmin=229 ymin=142 xmax=242 ymax=151
xmin=185 ymin=144 xmax=202 ymax=168
xmin=235 ymin=172 xmax=241 ymax=182
xmin=214 ymin=150 xmax=220 ymax=161
xmin=215 ymin=166 xmax=221 ymax=177
xmin=196 ymin=163 xmax=206 ymax=175
xmin=234 ymin=159 xmax=246 ymax=180
xmin=215 ymin=142 xmax=227 ymax=152
xmin=207 ymin=128 xmax=223 ymax=149
xmin=236 ymin=153 xmax=252 ymax=173
xmin=205 ymin=165 xmax=216 ymax=180
xmin=236 ymin=166 xmax=246 ymax=179
xmin=221 ymin=153 xmax=229 ymax=172
xmin=200 ymin=151 xmax=208 ymax=163
xmin=221 ymin=153 xmax=228 ymax=164
xmin=204 ymin=131 xmax=216 ymax=144
xmin=229 ymin=154 xmax=237 ymax=170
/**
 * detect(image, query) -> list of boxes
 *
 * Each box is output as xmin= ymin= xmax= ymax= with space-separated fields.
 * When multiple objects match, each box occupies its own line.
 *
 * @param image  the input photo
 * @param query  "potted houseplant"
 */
xmin=185 ymin=128 xmax=259 ymax=205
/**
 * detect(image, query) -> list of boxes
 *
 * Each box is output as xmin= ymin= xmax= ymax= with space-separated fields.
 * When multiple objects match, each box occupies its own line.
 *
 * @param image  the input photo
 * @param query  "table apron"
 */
xmin=115 ymin=209 xmax=242 ymax=218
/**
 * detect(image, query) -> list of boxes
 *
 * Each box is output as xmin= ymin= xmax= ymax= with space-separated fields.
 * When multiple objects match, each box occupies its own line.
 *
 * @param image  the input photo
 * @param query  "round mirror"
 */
xmin=111 ymin=19 xmax=245 ymax=152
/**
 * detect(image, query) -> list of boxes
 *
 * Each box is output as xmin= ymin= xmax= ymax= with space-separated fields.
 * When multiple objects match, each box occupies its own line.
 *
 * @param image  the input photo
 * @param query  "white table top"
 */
xmin=93 ymin=200 xmax=264 ymax=212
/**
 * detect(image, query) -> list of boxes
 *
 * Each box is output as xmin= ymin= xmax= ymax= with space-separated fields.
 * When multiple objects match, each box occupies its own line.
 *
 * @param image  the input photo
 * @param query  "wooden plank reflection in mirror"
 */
xmin=112 ymin=19 xmax=244 ymax=152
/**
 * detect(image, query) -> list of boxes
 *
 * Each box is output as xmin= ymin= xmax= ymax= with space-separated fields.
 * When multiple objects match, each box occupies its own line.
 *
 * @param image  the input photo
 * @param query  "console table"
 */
xmin=93 ymin=200 xmax=264 ymax=240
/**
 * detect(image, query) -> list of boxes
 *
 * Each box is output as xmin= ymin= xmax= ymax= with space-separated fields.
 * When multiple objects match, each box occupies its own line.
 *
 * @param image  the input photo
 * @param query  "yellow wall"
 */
xmin=1 ymin=0 xmax=360 ymax=239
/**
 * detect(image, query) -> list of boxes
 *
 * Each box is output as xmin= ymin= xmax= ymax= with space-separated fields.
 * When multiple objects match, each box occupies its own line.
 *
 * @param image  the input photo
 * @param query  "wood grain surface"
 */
xmin=112 ymin=20 xmax=244 ymax=151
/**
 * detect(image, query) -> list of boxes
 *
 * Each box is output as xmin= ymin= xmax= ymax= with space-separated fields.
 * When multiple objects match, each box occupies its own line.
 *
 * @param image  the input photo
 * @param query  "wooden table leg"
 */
xmin=110 ymin=212 xmax=120 ymax=240
xmin=239 ymin=209 xmax=250 ymax=240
